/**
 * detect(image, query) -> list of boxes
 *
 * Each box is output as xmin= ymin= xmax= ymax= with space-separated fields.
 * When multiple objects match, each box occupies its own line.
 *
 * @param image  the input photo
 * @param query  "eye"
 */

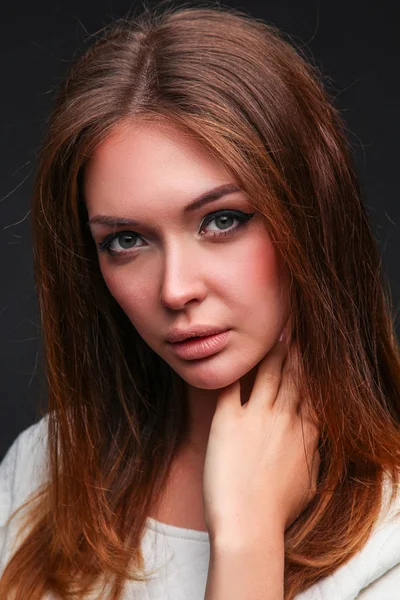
xmin=200 ymin=210 xmax=255 ymax=237
xmin=97 ymin=231 xmax=144 ymax=256
xmin=97 ymin=209 xmax=255 ymax=257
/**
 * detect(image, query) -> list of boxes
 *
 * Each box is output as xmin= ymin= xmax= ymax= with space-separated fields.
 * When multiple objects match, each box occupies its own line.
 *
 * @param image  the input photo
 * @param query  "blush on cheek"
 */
xmin=249 ymin=259 xmax=279 ymax=288
xmin=245 ymin=237 xmax=281 ymax=285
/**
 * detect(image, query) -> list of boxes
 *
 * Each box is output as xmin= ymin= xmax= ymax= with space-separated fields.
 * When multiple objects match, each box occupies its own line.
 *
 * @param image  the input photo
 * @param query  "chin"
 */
xmin=171 ymin=357 xmax=255 ymax=391
xmin=186 ymin=377 xmax=232 ymax=391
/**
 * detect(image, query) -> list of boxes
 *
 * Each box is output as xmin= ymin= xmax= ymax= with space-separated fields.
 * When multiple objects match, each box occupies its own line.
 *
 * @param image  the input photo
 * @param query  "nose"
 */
xmin=159 ymin=243 xmax=207 ymax=310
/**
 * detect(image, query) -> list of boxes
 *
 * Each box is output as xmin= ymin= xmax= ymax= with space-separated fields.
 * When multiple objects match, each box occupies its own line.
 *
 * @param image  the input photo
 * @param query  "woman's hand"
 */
xmin=202 ymin=327 xmax=320 ymax=544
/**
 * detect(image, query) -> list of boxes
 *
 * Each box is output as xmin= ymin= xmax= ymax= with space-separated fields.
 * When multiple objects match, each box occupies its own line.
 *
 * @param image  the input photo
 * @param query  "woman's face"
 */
xmin=84 ymin=120 xmax=290 ymax=390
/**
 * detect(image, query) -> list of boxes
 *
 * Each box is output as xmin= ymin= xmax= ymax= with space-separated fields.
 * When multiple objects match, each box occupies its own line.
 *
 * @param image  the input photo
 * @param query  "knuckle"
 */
xmin=261 ymin=371 xmax=281 ymax=385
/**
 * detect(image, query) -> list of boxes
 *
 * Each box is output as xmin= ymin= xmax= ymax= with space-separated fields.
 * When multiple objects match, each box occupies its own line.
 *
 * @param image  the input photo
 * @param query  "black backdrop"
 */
xmin=1 ymin=0 xmax=399 ymax=460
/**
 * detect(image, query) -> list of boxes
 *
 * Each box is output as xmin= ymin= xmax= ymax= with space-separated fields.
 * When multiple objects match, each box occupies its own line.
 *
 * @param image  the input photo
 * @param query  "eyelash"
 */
xmin=97 ymin=210 xmax=256 ymax=257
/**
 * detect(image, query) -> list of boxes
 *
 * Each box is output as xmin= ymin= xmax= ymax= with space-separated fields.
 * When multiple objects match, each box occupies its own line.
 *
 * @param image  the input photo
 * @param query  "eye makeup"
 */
xmin=97 ymin=209 xmax=256 ymax=257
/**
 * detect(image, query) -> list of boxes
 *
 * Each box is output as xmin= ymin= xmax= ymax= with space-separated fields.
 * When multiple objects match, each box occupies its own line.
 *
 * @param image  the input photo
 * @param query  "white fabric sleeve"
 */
xmin=357 ymin=561 xmax=400 ymax=598
xmin=0 ymin=418 xmax=49 ymax=577
xmin=0 ymin=433 xmax=20 ymax=573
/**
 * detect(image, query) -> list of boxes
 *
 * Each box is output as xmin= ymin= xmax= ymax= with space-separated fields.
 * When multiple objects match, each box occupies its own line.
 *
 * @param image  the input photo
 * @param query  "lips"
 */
xmin=166 ymin=330 xmax=231 ymax=360
xmin=166 ymin=326 xmax=228 ymax=344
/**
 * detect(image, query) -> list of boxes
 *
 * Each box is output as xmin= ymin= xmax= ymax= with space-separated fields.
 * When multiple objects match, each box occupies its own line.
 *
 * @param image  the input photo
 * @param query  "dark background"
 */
xmin=1 ymin=0 xmax=399 ymax=460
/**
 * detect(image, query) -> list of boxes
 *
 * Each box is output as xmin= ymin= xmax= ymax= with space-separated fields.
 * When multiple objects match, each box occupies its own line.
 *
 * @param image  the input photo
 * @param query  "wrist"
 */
xmin=206 ymin=527 xmax=285 ymax=600
xmin=209 ymin=516 xmax=285 ymax=553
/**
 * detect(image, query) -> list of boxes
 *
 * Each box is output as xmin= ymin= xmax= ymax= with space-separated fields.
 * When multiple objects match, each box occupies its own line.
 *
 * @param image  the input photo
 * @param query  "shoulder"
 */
xmin=296 ymin=477 xmax=400 ymax=599
xmin=0 ymin=416 xmax=50 ymax=573
xmin=0 ymin=416 xmax=49 ymax=527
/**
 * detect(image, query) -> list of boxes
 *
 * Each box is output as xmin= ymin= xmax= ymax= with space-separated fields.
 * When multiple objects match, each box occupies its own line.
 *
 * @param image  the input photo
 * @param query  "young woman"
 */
xmin=1 ymin=4 xmax=399 ymax=599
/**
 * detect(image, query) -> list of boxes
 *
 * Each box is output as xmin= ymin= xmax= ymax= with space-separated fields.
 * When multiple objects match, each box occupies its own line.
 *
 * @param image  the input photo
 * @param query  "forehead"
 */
xmin=83 ymin=121 xmax=236 ymax=217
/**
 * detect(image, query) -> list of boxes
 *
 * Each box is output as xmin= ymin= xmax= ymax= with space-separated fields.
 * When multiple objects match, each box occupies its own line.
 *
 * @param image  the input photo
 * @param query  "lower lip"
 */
xmin=167 ymin=330 xmax=230 ymax=360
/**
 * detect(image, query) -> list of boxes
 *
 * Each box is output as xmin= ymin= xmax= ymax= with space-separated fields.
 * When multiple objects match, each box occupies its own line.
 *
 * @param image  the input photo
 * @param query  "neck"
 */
xmin=181 ymin=364 xmax=259 ymax=459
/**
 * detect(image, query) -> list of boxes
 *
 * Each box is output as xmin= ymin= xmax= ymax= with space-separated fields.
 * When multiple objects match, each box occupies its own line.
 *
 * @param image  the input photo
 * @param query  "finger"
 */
xmin=278 ymin=313 xmax=293 ymax=345
xmin=273 ymin=343 xmax=301 ymax=414
xmin=301 ymin=419 xmax=321 ymax=481
xmin=295 ymin=448 xmax=321 ymax=522
xmin=247 ymin=335 xmax=290 ymax=411
xmin=311 ymin=448 xmax=321 ymax=488
xmin=303 ymin=444 xmax=321 ymax=503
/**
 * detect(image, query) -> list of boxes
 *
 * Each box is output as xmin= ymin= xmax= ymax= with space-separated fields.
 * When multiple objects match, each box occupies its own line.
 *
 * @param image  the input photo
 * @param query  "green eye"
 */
xmin=200 ymin=210 xmax=255 ymax=236
xmin=97 ymin=209 xmax=256 ymax=257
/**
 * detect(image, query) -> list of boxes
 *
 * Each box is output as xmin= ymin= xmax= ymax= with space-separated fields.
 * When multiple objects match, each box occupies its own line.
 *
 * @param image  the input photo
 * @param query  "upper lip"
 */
xmin=166 ymin=326 xmax=228 ymax=343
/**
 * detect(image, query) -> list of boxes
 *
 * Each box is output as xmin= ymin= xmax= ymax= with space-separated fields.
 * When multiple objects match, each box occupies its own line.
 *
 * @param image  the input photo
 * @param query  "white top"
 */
xmin=1 ymin=417 xmax=400 ymax=599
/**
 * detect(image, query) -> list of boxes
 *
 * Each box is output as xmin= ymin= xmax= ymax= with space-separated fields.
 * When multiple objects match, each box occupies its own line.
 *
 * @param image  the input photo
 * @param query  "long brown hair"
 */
xmin=1 ymin=3 xmax=400 ymax=599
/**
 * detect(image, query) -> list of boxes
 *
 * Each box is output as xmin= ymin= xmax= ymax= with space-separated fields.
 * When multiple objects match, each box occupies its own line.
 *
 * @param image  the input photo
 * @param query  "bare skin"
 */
xmin=203 ymin=325 xmax=320 ymax=541
xmin=84 ymin=120 xmax=294 ymax=532
xmin=151 ymin=323 xmax=320 ymax=539
xmin=149 ymin=341 xmax=266 ymax=531
xmin=203 ymin=327 xmax=320 ymax=600
xmin=84 ymin=119 xmax=320 ymax=597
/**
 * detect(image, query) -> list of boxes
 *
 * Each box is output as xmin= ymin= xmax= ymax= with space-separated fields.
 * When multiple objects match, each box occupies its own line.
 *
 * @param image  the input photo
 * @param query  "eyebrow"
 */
xmin=87 ymin=183 xmax=241 ymax=228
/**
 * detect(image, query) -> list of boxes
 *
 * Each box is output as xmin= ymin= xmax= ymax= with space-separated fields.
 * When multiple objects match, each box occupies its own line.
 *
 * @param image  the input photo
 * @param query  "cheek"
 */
xmin=100 ymin=265 xmax=151 ymax=322
xmin=98 ymin=229 xmax=287 ymax=320
xmin=229 ymin=233 xmax=285 ymax=302
xmin=248 ymin=243 xmax=280 ymax=287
